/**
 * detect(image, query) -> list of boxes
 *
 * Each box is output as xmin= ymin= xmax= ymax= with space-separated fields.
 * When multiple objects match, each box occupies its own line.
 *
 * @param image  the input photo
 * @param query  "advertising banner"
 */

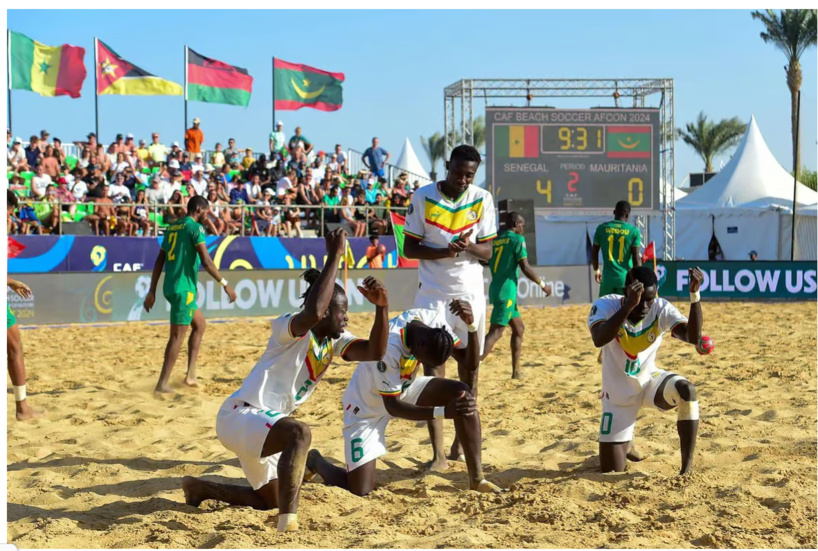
xmin=10 ymin=265 xmax=593 ymax=326
xmin=8 ymin=235 xmax=398 ymax=274
xmin=656 ymin=261 xmax=817 ymax=299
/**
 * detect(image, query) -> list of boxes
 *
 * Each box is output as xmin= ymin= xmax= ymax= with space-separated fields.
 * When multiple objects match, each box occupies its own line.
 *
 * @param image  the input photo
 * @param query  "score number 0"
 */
xmin=535 ymin=175 xmax=644 ymax=206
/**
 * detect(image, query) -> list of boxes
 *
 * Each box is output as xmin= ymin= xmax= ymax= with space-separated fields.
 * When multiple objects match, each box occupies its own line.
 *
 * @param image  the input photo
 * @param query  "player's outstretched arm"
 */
xmin=290 ymin=228 xmax=346 ymax=337
xmin=342 ymin=277 xmax=389 ymax=362
xmin=518 ymin=258 xmax=551 ymax=296
xmin=144 ymin=250 xmax=165 ymax=313
xmin=195 ymin=243 xmax=237 ymax=304
xmin=590 ymin=281 xmax=643 ymax=348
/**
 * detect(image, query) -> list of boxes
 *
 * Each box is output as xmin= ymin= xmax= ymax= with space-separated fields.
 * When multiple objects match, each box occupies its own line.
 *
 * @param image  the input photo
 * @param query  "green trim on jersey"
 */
xmin=488 ymin=230 xmax=528 ymax=303
xmin=7 ymin=305 xmax=17 ymax=329
xmin=161 ymin=216 xmax=206 ymax=298
xmin=593 ymin=220 xmax=641 ymax=288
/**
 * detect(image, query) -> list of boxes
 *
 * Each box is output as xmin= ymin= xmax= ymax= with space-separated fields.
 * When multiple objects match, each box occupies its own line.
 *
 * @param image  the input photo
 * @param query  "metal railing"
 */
xmin=346 ymin=149 xmax=433 ymax=187
xmin=11 ymin=200 xmax=408 ymax=238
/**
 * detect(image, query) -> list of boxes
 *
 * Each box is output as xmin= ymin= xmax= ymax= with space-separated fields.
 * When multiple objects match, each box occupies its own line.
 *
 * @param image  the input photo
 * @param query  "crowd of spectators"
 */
xmin=7 ymin=122 xmax=421 ymax=239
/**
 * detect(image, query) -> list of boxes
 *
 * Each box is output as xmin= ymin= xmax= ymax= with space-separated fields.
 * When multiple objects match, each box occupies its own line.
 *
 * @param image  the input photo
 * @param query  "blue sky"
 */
xmin=6 ymin=9 xmax=817 ymax=186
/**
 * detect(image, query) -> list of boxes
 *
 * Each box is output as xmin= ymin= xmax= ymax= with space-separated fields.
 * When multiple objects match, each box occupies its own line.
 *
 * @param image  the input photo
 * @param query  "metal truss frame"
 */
xmin=444 ymin=78 xmax=675 ymax=260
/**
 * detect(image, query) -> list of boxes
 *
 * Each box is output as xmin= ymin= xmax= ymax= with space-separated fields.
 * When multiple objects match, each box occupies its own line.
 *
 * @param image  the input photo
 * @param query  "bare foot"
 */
xmin=626 ymin=443 xmax=646 ymax=462
xmin=15 ymin=405 xmax=43 ymax=422
xmin=304 ymin=449 xmax=321 ymax=482
xmin=182 ymin=476 xmax=206 ymax=507
xmin=511 ymin=371 xmax=524 ymax=380
xmin=183 ymin=377 xmax=199 ymax=388
xmin=426 ymin=457 xmax=449 ymax=473
xmin=679 ymin=464 xmax=694 ymax=476
xmin=154 ymin=384 xmax=174 ymax=395
xmin=447 ymin=441 xmax=463 ymax=462
xmin=471 ymin=479 xmax=502 ymax=493
xmin=277 ymin=516 xmax=299 ymax=533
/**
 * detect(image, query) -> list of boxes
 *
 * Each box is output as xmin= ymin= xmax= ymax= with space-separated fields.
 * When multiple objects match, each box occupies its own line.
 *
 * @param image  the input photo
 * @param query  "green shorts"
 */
xmin=7 ymin=305 xmax=17 ymax=329
xmin=166 ymin=291 xmax=198 ymax=326
xmin=490 ymin=297 xmax=521 ymax=327
xmin=599 ymin=282 xmax=625 ymax=297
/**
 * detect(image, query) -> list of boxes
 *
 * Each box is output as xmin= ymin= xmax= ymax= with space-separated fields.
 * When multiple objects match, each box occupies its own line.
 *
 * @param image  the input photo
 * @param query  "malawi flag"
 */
xmin=494 ymin=126 xmax=539 ymax=158
xmin=187 ymin=48 xmax=253 ymax=107
xmin=9 ymin=31 xmax=86 ymax=98
xmin=390 ymin=212 xmax=419 ymax=268
xmin=273 ymin=58 xmax=344 ymax=112
xmin=96 ymin=39 xmax=182 ymax=96
xmin=606 ymin=126 xmax=651 ymax=159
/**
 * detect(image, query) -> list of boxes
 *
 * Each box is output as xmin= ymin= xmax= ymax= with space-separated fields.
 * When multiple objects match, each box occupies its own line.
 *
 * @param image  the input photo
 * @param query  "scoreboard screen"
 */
xmin=486 ymin=107 xmax=661 ymax=212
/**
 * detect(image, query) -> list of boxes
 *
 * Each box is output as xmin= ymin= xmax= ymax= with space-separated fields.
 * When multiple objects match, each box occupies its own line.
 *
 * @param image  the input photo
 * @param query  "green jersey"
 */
xmin=161 ymin=216 xmax=206 ymax=297
xmin=488 ymin=230 xmax=528 ymax=302
xmin=593 ymin=219 xmax=641 ymax=288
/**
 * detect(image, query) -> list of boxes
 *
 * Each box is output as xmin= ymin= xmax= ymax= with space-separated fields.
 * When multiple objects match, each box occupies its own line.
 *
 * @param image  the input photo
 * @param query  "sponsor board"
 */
xmin=658 ymin=261 xmax=817 ymax=299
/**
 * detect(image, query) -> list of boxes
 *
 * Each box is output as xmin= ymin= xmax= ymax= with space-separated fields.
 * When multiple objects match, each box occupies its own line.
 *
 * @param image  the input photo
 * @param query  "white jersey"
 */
xmin=404 ymin=183 xmax=497 ymax=296
xmin=342 ymin=309 xmax=462 ymax=420
xmin=587 ymin=295 xmax=687 ymax=406
xmin=230 ymin=313 xmax=361 ymax=414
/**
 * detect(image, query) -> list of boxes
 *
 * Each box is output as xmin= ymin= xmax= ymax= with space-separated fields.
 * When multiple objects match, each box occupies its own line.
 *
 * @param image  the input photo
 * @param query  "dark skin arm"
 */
xmin=194 ymin=242 xmax=237 ymax=303
xmin=382 ymin=388 xmax=476 ymax=421
xmin=289 ymin=228 xmax=346 ymax=337
xmin=632 ymin=246 xmax=642 ymax=268
xmin=340 ymin=277 xmax=389 ymax=362
xmin=671 ymin=267 xmax=704 ymax=344
xmin=403 ymin=234 xmax=456 ymax=260
xmin=143 ymin=250 xmax=166 ymax=312
xmin=448 ymin=300 xmax=480 ymax=390
xmin=519 ymin=258 xmax=552 ymax=296
xmin=589 ymin=280 xmax=644 ymax=348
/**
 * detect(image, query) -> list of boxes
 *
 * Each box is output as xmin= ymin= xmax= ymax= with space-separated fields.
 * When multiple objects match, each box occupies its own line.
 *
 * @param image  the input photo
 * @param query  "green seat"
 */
xmin=151 ymin=167 xmax=160 ymax=174
xmin=72 ymin=211 xmax=87 ymax=222
xmin=180 ymin=187 xmax=189 ymax=197
xmin=142 ymin=168 xmax=151 ymax=174
xmin=65 ymin=155 xmax=78 ymax=170
xmin=20 ymin=171 xmax=34 ymax=185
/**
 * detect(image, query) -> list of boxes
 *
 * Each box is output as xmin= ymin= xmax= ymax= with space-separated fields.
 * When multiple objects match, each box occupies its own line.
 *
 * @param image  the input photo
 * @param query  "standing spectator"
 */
xmin=241 ymin=148 xmax=255 ymax=171
xmin=334 ymin=144 xmax=347 ymax=173
xmin=362 ymin=137 xmax=390 ymax=179
xmin=288 ymin=126 xmax=313 ymax=157
xmin=108 ymin=133 xmax=126 ymax=155
xmin=366 ymin=235 xmax=386 ymax=268
xmin=185 ymin=117 xmax=204 ymax=155
xmin=74 ymin=132 xmax=98 ymax=159
xmin=136 ymin=139 xmax=150 ymax=164
xmin=24 ymin=136 xmax=41 ymax=168
xmin=269 ymin=121 xmax=286 ymax=156
xmin=211 ymin=142 xmax=225 ymax=169
xmin=124 ymin=133 xmax=137 ymax=157
xmin=224 ymin=138 xmax=240 ymax=165
xmin=40 ymin=146 xmax=61 ymax=179
xmin=148 ymin=132 xmax=169 ymax=166
xmin=31 ymin=164 xmax=52 ymax=200
xmin=38 ymin=129 xmax=51 ymax=149
xmin=8 ymin=137 xmax=28 ymax=172
xmin=84 ymin=184 xmax=115 ymax=235
xmin=96 ymin=144 xmax=112 ymax=174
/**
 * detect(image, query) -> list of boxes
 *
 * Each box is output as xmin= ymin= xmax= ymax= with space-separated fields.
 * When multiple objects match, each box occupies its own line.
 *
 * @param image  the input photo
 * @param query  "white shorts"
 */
xmin=599 ymin=370 xmax=681 ymax=443
xmin=215 ymin=397 xmax=288 ymax=490
xmin=342 ymin=376 xmax=435 ymax=472
xmin=413 ymin=289 xmax=487 ymax=355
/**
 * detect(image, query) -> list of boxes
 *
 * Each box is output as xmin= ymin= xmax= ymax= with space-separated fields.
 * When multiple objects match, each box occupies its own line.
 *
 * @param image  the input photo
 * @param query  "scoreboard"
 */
xmin=486 ymin=107 xmax=661 ymax=212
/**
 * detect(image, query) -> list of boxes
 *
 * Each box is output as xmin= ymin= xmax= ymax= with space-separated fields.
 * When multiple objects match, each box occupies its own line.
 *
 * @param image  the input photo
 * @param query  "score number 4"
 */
xmin=537 ymin=172 xmax=579 ymax=203
xmin=536 ymin=175 xmax=644 ymax=206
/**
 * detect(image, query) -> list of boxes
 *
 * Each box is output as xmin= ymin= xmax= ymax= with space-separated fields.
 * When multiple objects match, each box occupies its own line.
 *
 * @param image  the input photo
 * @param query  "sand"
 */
xmin=7 ymin=301 xmax=817 ymax=549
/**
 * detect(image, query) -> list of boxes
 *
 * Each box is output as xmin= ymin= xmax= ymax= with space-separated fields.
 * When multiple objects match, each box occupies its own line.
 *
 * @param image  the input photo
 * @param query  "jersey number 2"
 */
xmin=607 ymin=235 xmax=625 ymax=263
xmin=166 ymin=232 xmax=178 ymax=261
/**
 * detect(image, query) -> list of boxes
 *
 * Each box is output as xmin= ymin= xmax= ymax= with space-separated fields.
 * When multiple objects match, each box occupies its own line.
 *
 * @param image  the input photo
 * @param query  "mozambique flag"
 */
xmin=389 ymin=212 xmax=419 ymax=268
xmin=274 ymin=58 xmax=344 ymax=112
xmin=494 ymin=126 xmax=539 ymax=158
xmin=96 ymin=39 xmax=182 ymax=96
xmin=187 ymin=48 xmax=253 ymax=107
xmin=9 ymin=31 xmax=86 ymax=98
xmin=606 ymin=126 xmax=651 ymax=159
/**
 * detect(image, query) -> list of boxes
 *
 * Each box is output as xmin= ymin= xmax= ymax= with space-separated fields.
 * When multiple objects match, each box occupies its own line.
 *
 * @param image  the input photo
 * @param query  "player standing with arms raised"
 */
xmin=403 ymin=144 xmax=497 ymax=471
xmin=591 ymin=200 xmax=642 ymax=297
xmin=588 ymin=266 xmax=713 ymax=475
xmin=482 ymin=212 xmax=551 ymax=379
xmin=144 ymin=196 xmax=237 ymax=394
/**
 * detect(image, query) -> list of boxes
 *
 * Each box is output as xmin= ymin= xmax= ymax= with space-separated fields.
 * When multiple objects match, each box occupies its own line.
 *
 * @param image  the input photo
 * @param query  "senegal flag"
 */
xmin=494 ymin=126 xmax=539 ymax=158
xmin=9 ymin=31 xmax=86 ymax=98
xmin=96 ymin=38 xmax=182 ymax=96
xmin=186 ymin=47 xmax=253 ymax=107
xmin=273 ymin=58 xmax=344 ymax=112
xmin=606 ymin=126 xmax=651 ymax=159
xmin=389 ymin=211 xmax=419 ymax=268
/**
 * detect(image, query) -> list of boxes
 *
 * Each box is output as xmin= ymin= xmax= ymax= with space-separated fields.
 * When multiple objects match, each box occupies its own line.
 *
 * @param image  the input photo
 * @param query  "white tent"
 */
xmin=393 ymin=138 xmax=431 ymax=185
xmin=652 ymin=116 xmax=818 ymax=261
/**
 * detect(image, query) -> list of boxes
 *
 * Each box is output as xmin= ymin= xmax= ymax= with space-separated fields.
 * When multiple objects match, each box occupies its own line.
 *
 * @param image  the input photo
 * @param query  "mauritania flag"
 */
xmin=389 ymin=212 xmax=419 ymax=268
xmin=494 ymin=126 xmax=539 ymax=158
xmin=606 ymin=126 xmax=651 ymax=159
xmin=96 ymin=38 xmax=182 ymax=96
xmin=273 ymin=58 xmax=344 ymax=112
xmin=9 ymin=31 xmax=87 ymax=98
xmin=186 ymin=48 xmax=253 ymax=107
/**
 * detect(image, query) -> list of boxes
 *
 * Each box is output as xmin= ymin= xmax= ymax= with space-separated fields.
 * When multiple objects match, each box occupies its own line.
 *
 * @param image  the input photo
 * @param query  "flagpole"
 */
xmin=271 ymin=57 xmax=275 ymax=133
xmin=184 ymin=45 xmax=188 ymax=138
xmin=7 ymin=29 xmax=12 ymax=135
xmin=94 ymin=37 xmax=99 ymax=139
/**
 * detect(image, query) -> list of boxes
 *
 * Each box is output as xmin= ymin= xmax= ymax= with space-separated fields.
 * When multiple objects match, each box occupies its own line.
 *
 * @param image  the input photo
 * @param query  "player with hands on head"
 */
xmin=306 ymin=297 xmax=501 ymax=496
xmin=588 ymin=266 xmax=712 ymax=476
xmin=182 ymin=228 xmax=390 ymax=533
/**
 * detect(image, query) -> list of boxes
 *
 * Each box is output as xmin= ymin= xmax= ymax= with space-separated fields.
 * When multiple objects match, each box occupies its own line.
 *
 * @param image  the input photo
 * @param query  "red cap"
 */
xmin=57 ymin=177 xmax=68 ymax=185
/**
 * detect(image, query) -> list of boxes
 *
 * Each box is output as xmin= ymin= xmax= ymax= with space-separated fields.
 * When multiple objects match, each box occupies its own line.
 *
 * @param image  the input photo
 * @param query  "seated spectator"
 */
xmin=24 ymin=136 xmax=41 ymax=168
xmin=276 ymin=169 xmax=296 ymax=198
xmin=74 ymin=132 xmax=98 ymax=159
xmin=107 ymin=133 xmax=126 ymax=155
xmin=34 ymin=184 xmax=61 ymax=234
xmin=38 ymin=129 xmax=51 ymax=150
xmin=229 ymin=179 xmax=250 ymax=205
xmin=241 ymin=148 xmax=255 ymax=171
xmin=135 ymin=139 xmax=149 ymax=164
xmin=114 ymin=198 xmax=135 ymax=236
xmin=366 ymin=235 xmax=386 ymax=268
xmin=31 ymin=163 xmax=52 ymax=200
xmin=130 ymin=189 xmax=152 ymax=236
xmin=185 ymin=182 xmax=198 ymax=199
xmin=69 ymin=168 xmax=89 ymax=202
xmin=363 ymin=180 xmax=382 ymax=204
xmin=280 ymin=191 xmax=302 ymax=238
xmin=327 ymin=153 xmax=341 ymax=174
xmin=270 ymin=205 xmax=282 ymax=237
xmin=7 ymin=191 xmax=21 ymax=235
xmin=167 ymin=142 xmax=182 ymax=165
xmin=249 ymin=154 xmax=272 ymax=185
xmin=164 ymin=190 xmax=187 ymax=225
xmin=190 ymin=168 xmax=208 ymax=196
xmin=7 ymin=137 xmax=28 ymax=172
xmin=191 ymin=154 xmax=205 ymax=174
xmin=340 ymin=191 xmax=364 ymax=237
xmin=18 ymin=200 xmax=42 ymax=235
xmin=112 ymin=152 xmax=132 ymax=176
xmin=96 ymin=144 xmax=112 ymax=174
xmin=55 ymin=177 xmax=78 ymax=217
xmin=368 ymin=193 xmax=389 ymax=235
xmin=8 ymin=174 xmax=28 ymax=199
xmin=224 ymin=138 xmax=241 ymax=166
xmin=288 ymin=126 xmax=313 ymax=157
xmin=211 ymin=142 xmax=225 ymax=169
xmin=84 ymin=184 xmax=115 ymax=236
xmin=52 ymin=137 xmax=66 ymax=164
xmin=205 ymin=189 xmax=227 ymax=236
xmin=108 ymin=172 xmax=132 ymax=203
xmin=334 ymin=144 xmax=347 ymax=173
xmin=254 ymin=189 xmax=276 ymax=236
xmin=244 ymin=174 xmax=263 ymax=204
xmin=146 ymin=176 xmax=169 ymax=204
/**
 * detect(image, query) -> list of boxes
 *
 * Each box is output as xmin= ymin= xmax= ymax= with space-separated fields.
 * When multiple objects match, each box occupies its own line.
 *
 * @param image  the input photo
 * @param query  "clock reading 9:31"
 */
xmin=541 ymin=125 xmax=605 ymax=153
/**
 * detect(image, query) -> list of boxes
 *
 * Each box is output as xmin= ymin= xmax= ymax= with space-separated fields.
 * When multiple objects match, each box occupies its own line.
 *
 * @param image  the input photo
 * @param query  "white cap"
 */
xmin=13 ymin=137 xmax=22 ymax=144
xmin=193 ymin=117 xmax=201 ymax=124
xmin=204 ymin=163 xmax=214 ymax=172
xmin=172 ymin=141 xmax=180 ymax=147
xmin=169 ymin=159 xmax=180 ymax=169
xmin=277 ymin=120 xmax=283 ymax=127
xmin=126 ymin=133 xmax=134 ymax=138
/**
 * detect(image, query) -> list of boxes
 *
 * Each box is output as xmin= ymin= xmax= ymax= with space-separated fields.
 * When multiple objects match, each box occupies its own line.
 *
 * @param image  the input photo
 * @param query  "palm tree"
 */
xmin=472 ymin=116 xmax=486 ymax=151
xmin=751 ymin=9 xmax=817 ymax=179
xmin=420 ymin=132 xmax=446 ymax=180
xmin=677 ymin=112 xmax=747 ymax=173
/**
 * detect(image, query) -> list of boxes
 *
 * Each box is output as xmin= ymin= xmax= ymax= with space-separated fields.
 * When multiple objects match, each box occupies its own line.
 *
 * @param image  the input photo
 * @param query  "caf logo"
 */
xmin=466 ymin=210 xmax=478 ymax=221
xmin=647 ymin=332 xmax=656 ymax=343
xmin=377 ymin=361 xmax=387 ymax=373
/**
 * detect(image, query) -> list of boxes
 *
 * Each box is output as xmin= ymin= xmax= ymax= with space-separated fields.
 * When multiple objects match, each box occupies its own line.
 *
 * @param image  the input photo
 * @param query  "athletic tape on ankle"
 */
xmin=277 ymin=513 xmax=297 ymax=532
xmin=13 ymin=385 xmax=26 ymax=402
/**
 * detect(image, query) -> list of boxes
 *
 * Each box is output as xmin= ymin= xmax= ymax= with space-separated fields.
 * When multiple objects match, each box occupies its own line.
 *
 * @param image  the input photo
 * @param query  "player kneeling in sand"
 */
xmin=306 ymin=300 xmax=501 ymax=495
xmin=588 ymin=266 xmax=712 ymax=475
xmin=182 ymin=229 xmax=389 ymax=532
